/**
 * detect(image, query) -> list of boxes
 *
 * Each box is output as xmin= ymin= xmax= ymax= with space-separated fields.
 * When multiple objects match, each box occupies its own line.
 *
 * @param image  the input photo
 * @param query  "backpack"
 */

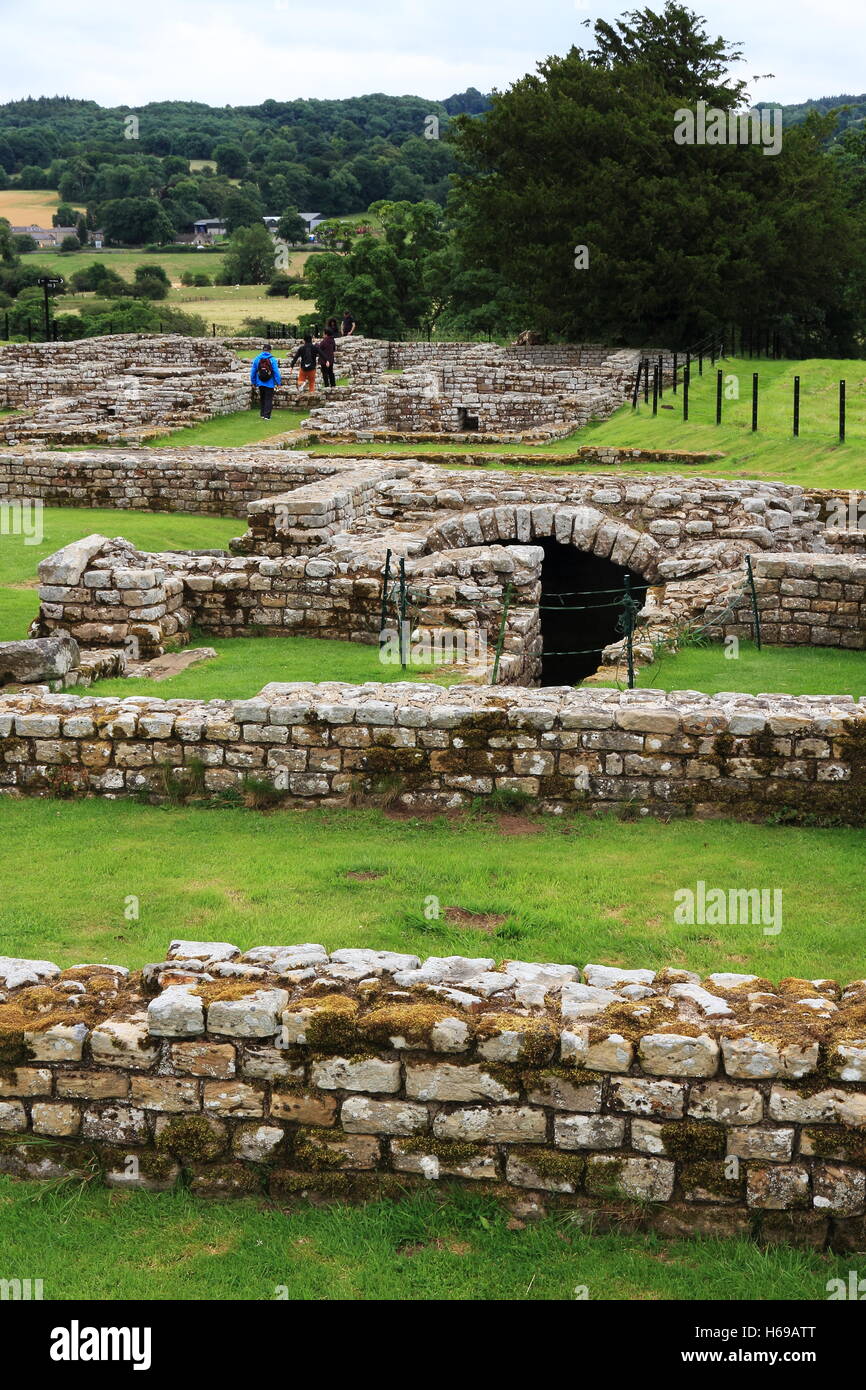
xmin=257 ymin=355 xmax=273 ymax=382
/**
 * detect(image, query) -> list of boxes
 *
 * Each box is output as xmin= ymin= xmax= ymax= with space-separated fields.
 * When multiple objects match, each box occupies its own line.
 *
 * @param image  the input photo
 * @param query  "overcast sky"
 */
xmin=1 ymin=0 xmax=863 ymax=108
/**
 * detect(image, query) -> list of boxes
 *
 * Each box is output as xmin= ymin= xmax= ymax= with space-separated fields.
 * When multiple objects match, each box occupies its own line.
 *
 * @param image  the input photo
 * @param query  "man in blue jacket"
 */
xmin=250 ymin=342 xmax=282 ymax=419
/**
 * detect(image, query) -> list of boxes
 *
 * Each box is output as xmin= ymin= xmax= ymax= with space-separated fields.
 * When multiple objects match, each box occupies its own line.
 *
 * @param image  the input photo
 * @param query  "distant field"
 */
xmin=0 ymin=188 xmax=85 ymax=225
xmin=26 ymin=246 xmax=317 ymax=330
xmin=27 ymin=247 xmax=226 ymax=283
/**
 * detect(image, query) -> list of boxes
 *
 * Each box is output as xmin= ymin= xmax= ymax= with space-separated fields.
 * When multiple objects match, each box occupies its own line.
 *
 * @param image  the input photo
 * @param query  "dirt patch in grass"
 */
xmin=397 ymin=1239 xmax=471 ymax=1257
xmin=444 ymin=906 xmax=508 ymax=934
xmin=495 ymin=814 xmax=544 ymax=836
xmin=345 ymin=870 xmax=385 ymax=882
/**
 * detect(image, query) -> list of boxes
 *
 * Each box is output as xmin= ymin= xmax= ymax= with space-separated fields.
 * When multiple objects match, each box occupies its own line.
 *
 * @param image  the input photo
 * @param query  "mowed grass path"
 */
xmin=145 ymin=408 xmax=309 ymax=448
xmin=596 ymin=640 xmax=866 ymax=698
xmin=0 ymin=799 xmax=862 ymax=979
xmin=0 ymin=1180 xmax=854 ymax=1302
xmin=306 ymin=358 xmax=866 ymax=491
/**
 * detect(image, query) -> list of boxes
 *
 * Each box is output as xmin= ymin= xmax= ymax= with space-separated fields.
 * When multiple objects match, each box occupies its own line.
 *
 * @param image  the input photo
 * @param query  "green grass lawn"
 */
xmin=24 ymin=247 xmax=228 ymax=285
xmin=90 ymin=631 xmax=457 ymax=698
xmin=145 ymin=408 xmax=310 ymax=448
xmin=0 ymin=799 xmax=862 ymax=978
xmin=0 ymin=1179 xmax=852 ymax=1301
xmin=306 ymin=357 xmax=866 ymax=491
xmin=0 ymin=507 xmax=241 ymax=641
xmin=595 ymin=639 xmax=866 ymax=698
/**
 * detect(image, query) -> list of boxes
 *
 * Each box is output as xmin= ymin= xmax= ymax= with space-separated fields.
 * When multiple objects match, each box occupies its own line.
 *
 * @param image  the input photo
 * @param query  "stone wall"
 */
xmin=2 ymin=941 xmax=865 ymax=1246
xmin=35 ymin=534 xmax=192 ymax=657
xmin=0 ymin=448 xmax=366 ymax=516
xmin=711 ymin=554 xmax=866 ymax=650
xmin=0 ymin=685 xmax=863 ymax=821
xmin=0 ymin=336 xmax=248 ymax=446
xmin=303 ymin=345 xmax=642 ymax=439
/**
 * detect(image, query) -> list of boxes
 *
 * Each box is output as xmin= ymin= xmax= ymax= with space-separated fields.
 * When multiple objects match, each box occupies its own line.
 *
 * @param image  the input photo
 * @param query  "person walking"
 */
xmin=340 ymin=310 xmax=356 ymax=337
xmin=317 ymin=326 xmax=337 ymax=388
xmin=291 ymin=332 xmax=320 ymax=392
xmin=249 ymin=342 xmax=281 ymax=419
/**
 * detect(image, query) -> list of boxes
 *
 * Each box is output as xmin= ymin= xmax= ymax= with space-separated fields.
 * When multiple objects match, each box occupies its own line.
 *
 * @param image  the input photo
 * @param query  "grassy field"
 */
xmin=0 ymin=1178 xmax=852 ymax=1301
xmin=0 ymin=507 xmax=240 ymax=641
xmin=0 ymin=189 xmax=85 ymax=225
xmin=303 ymin=357 xmax=866 ymax=491
xmin=597 ymin=639 xmax=866 ymax=698
xmin=24 ymin=247 xmax=315 ymax=330
xmin=90 ymin=632 xmax=456 ymax=698
xmin=0 ymin=798 xmax=862 ymax=977
xmin=145 ymin=407 xmax=310 ymax=448
xmin=26 ymin=247 xmax=227 ymax=284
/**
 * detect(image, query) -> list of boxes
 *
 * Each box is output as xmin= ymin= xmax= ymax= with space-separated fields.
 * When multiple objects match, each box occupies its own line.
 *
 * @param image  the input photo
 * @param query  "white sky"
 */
xmin=0 ymin=0 xmax=863 ymax=108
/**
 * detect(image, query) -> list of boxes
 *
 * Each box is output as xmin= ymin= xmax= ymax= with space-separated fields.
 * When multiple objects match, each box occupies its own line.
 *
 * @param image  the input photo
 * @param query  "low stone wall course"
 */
xmin=1 ymin=941 xmax=864 ymax=1244
xmin=0 ymin=685 xmax=863 ymax=820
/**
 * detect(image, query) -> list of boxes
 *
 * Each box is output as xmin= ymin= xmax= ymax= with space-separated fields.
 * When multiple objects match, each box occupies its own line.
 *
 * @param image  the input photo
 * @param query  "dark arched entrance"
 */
xmin=534 ymin=539 xmax=649 ymax=685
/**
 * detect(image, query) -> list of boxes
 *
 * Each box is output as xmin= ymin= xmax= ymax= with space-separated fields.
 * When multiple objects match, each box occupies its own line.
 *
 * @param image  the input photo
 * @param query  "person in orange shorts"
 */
xmin=290 ymin=333 xmax=321 ymax=391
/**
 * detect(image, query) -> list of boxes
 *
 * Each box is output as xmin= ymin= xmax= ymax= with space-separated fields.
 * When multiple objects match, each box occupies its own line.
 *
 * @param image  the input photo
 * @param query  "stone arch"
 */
xmin=423 ymin=504 xmax=661 ymax=581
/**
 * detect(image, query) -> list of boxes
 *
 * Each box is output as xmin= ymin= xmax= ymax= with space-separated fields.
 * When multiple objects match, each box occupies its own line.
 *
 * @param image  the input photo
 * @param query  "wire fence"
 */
xmin=377 ymin=554 xmax=763 ymax=689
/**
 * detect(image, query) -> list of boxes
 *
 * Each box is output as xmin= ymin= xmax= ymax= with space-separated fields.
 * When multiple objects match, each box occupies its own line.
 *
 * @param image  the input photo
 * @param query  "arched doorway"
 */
xmin=534 ymin=538 xmax=649 ymax=685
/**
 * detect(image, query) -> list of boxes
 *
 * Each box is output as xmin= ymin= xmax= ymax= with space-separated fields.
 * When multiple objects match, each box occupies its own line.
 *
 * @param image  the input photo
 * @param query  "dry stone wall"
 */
xmin=35 ymin=534 xmax=191 ymax=657
xmin=711 ymin=554 xmax=866 ymax=650
xmin=0 ymin=685 xmax=863 ymax=821
xmin=2 ymin=941 xmax=865 ymax=1246
xmin=0 ymin=336 xmax=248 ymax=445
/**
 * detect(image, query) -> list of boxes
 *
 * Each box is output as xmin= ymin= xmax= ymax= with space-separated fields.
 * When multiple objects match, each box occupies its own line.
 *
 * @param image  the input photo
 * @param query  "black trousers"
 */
xmin=321 ymin=362 xmax=336 ymax=388
xmin=258 ymin=385 xmax=275 ymax=418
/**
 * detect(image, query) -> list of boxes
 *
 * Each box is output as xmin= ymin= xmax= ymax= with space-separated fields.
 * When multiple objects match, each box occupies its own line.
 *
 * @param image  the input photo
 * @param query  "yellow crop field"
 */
xmin=0 ymin=189 xmax=85 ymax=226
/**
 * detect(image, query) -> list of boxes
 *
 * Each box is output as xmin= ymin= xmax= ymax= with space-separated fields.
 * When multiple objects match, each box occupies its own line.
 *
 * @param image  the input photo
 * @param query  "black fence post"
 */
xmin=643 ymin=358 xmax=649 ymax=404
xmin=378 ymin=548 xmax=392 ymax=643
xmin=793 ymin=376 xmax=800 ymax=437
xmin=652 ymin=365 xmax=659 ymax=416
xmin=746 ymin=555 xmax=762 ymax=650
xmin=840 ymin=380 xmax=846 ymax=443
xmin=751 ymin=373 xmax=759 ymax=432
xmin=698 ymin=349 xmax=703 ymax=376
xmin=657 ymin=353 xmax=663 ymax=399
xmin=672 ymin=351 xmax=678 ymax=394
xmin=683 ymin=366 xmax=690 ymax=422
xmin=631 ymin=359 xmax=642 ymax=410
xmin=716 ymin=369 xmax=723 ymax=426
xmin=398 ymin=558 xmax=407 ymax=671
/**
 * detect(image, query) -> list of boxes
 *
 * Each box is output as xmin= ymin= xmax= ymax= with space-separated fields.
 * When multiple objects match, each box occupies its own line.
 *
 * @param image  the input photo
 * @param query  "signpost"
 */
xmin=36 ymin=275 xmax=64 ymax=341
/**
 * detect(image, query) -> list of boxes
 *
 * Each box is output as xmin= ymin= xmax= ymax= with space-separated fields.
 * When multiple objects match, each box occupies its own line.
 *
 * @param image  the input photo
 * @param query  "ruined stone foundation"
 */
xmin=1 ymin=942 xmax=865 ymax=1248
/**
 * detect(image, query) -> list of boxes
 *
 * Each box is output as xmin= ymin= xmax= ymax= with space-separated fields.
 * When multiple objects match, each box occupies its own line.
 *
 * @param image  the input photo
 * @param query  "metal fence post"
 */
xmin=398 ymin=557 xmax=407 ymax=670
xmin=378 ymin=548 xmax=392 ymax=642
xmin=746 ymin=554 xmax=762 ymax=650
xmin=491 ymin=582 xmax=513 ymax=685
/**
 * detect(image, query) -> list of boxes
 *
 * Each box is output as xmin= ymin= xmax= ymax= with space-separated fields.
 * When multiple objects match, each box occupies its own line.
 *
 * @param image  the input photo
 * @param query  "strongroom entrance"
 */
xmin=534 ymin=538 xmax=650 ymax=685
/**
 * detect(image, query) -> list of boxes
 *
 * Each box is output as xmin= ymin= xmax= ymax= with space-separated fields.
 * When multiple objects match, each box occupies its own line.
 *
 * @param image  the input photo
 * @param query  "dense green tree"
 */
xmin=132 ymin=263 xmax=170 ymax=299
xmin=211 ymin=142 xmax=248 ymax=178
xmin=221 ymin=223 xmax=277 ymax=284
xmin=446 ymin=3 xmax=865 ymax=349
xmin=276 ymin=208 xmax=306 ymax=243
xmin=223 ymin=185 xmax=265 ymax=234
xmin=100 ymin=196 xmax=174 ymax=245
